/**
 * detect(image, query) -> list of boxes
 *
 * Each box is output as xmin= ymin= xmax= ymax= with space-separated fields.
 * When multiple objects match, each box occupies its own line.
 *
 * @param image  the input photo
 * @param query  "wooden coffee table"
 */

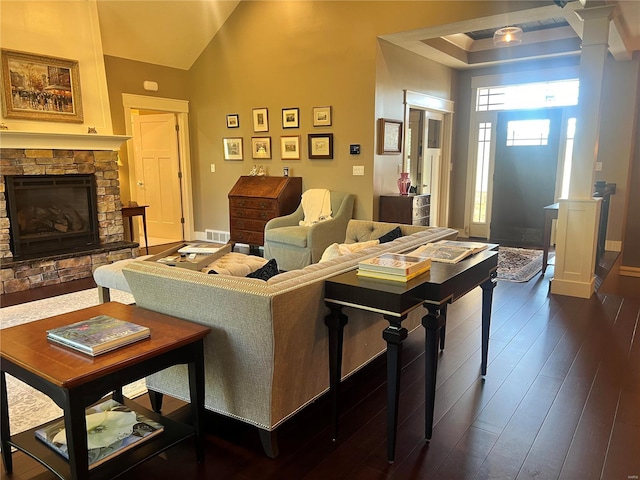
xmin=0 ymin=302 xmax=211 ymax=480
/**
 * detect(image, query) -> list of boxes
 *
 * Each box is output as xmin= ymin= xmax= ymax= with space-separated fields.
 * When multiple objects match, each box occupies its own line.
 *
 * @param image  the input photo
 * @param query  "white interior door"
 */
xmin=423 ymin=111 xmax=444 ymax=226
xmin=132 ymin=113 xmax=183 ymax=243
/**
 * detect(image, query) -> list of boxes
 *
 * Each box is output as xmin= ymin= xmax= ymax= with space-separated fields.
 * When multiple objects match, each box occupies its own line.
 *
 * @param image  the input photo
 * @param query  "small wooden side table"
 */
xmin=122 ymin=205 xmax=149 ymax=254
xmin=0 ymin=302 xmax=211 ymax=480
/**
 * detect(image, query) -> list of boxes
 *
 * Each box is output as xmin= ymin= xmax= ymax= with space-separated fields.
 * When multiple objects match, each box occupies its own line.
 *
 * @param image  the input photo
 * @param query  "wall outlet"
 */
xmin=595 ymin=162 xmax=602 ymax=172
xmin=210 ymin=163 xmax=216 ymax=173
xmin=353 ymin=165 xmax=364 ymax=176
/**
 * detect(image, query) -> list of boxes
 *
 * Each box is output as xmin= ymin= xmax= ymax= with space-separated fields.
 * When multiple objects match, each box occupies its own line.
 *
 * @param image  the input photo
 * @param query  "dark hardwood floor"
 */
xmin=2 ymin=258 xmax=639 ymax=479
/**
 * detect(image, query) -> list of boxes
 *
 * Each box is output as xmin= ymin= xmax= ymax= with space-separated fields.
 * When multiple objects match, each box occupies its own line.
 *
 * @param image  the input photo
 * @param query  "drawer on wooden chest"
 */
xmin=230 ymin=217 xmax=268 ymax=232
xmin=231 ymin=229 xmax=264 ymax=245
xmin=229 ymin=197 xmax=279 ymax=210
xmin=230 ymin=207 xmax=276 ymax=221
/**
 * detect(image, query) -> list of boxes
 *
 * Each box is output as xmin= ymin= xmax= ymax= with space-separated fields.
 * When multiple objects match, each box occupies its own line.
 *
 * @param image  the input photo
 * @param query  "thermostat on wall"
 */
xmin=350 ymin=144 xmax=361 ymax=155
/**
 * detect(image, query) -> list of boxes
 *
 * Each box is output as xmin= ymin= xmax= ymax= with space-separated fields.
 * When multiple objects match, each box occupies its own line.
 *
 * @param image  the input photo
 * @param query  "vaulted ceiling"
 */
xmin=95 ymin=0 xmax=639 ymax=71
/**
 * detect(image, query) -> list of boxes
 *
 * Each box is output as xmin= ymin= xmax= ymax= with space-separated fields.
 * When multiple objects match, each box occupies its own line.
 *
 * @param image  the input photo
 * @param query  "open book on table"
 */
xmin=35 ymin=398 xmax=163 ymax=469
xmin=407 ymin=240 xmax=488 ymax=264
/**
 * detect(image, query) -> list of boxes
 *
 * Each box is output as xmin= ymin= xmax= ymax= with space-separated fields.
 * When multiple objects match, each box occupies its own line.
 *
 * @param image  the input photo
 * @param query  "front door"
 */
xmin=490 ymin=108 xmax=562 ymax=245
xmin=132 ymin=113 xmax=184 ymax=243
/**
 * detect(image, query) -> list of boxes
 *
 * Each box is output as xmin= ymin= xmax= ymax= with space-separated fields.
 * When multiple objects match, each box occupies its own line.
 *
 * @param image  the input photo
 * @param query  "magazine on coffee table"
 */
xmin=35 ymin=399 xmax=163 ymax=469
xmin=47 ymin=315 xmax=150 ymax=356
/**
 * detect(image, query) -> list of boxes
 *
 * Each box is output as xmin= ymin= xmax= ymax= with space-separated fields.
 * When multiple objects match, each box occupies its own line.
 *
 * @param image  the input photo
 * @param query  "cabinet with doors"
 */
xmin=379 ymin=194 xmax=430 ymax=226
xmin=228 ymin=176 xmax=302 ymax=247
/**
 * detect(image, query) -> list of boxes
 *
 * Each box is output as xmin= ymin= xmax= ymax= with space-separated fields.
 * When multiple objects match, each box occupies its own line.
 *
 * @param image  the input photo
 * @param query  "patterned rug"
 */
xmin=497 ymin=247 xmax=545 ymax=282
xmin=0 ymin=289 xmax=146 ymax=437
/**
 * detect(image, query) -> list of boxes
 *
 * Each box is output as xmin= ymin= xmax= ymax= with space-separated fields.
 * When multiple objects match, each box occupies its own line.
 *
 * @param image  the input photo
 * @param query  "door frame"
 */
xmin=403 ymin=90 xmax=454 ymax=227
xmin=122 ymin=93 xmax=194 ymax=242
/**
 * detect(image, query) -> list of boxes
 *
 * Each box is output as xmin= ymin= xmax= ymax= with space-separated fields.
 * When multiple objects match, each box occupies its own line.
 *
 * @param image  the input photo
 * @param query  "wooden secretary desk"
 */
xmin=228 ymin=176 xmax=302 ymax=247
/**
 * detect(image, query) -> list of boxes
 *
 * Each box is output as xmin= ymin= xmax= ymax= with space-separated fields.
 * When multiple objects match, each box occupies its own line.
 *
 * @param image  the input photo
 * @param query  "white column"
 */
xmin=551 ymin=4 xmax=614 ymax=298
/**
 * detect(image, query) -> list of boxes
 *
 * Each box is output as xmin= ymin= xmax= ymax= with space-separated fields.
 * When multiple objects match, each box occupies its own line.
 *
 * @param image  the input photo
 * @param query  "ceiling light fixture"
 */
xmin=493 ymin=26 xmax=523 ymax=47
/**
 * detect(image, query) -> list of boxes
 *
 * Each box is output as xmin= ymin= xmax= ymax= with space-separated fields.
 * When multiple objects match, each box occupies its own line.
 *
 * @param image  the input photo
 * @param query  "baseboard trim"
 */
xmin=619 ymin=266 xmax=640 ymax=278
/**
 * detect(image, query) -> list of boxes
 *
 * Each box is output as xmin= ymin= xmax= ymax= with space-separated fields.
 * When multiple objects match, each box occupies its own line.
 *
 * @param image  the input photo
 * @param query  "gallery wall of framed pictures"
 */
xmin=221 ymin=105 xmax=338 ymax=164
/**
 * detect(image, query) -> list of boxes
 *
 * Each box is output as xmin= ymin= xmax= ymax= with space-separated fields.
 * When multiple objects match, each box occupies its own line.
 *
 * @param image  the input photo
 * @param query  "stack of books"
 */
xmin=46 ymin=315 xmax=150 ymax=356
xmin=357 ymin=253 xmax=432 ymax=282
xmin=35 ymin=399 xmax=163 ymax=469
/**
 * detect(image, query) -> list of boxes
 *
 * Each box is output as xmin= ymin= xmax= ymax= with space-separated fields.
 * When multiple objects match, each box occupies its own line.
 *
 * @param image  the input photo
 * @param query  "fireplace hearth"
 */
xmin=5 ymin=174 xmax=100 ymax=259
xmin=1 ymin=145 xmax=138 ymax=297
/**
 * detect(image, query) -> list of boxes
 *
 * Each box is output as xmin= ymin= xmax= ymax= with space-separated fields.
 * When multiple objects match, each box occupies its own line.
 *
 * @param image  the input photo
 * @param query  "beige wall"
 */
xmin=596 ymin=56 xmax=640 ymax=245
xmin=621 ymin=55 xmax=640 ymax=269
xmin=103 ymin=55 xmax=190 ymax=203
xmin=0 ymin=1 xmax=113 ymax=134
xmin=184 ymin=1 xmax=536 ymax=233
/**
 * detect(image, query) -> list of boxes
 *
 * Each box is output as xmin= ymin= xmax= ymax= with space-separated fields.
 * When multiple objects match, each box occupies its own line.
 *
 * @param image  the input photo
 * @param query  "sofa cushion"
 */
xmin=378 ymin=226 xmax=402 ymax=243
xmin=265 ymin=225 xmax=308 ymax=248
xmin=246 ymin=258 xmax=279 ymax=280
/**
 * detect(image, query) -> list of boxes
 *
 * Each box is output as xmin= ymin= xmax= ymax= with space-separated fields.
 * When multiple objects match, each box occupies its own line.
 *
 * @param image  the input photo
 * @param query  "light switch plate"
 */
xmin=353 ymin=166 xmax=364 ymax=176
xmin=210 ymin=164 xmax=215 ymax=173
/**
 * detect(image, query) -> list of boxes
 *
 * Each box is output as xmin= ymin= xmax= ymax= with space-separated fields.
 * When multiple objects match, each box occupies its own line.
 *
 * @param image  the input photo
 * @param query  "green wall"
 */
xmin=184 ymin=0 xmax=537 ymax=232
xmin=104 ymin=55 xmax=190 ymax=203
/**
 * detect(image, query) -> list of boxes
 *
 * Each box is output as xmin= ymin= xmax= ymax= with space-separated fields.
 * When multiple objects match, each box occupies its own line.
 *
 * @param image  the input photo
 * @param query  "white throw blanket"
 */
xmin=299 ymin=189 xmax=332 ymax=226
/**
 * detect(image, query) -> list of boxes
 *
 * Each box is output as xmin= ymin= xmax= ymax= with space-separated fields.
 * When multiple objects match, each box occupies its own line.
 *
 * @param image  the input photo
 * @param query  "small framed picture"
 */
xmin=282 ymin=107 xmax=300 ymax=129
xmin=308 ymin=133 xmax=333 ymax=159
xmin=226 ymin=114 xmax=239 ymax=128
xmin=252 ymin=136 xmax=272 ymax=159
xmin=313 ymin=106 xmax=332 ymax=127
xmin=223 ymin=137 xmax=243 ymax=161
xmin=253 ymin=107 xmax=269 ymax=132
xmin=280 ymin=135 xmax=300 ymax=160
xmin=378 ymin=118 xmax=403 ymax=154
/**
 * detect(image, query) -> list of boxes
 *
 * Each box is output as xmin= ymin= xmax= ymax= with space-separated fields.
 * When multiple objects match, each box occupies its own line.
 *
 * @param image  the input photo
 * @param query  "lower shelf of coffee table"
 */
xmin=8 ymin=397 xmax=195 ymax=480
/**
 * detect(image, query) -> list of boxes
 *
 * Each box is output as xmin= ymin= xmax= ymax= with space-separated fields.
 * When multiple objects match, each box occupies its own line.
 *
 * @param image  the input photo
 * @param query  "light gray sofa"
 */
xmin=122 ymin=220 xmax=458 ymax=457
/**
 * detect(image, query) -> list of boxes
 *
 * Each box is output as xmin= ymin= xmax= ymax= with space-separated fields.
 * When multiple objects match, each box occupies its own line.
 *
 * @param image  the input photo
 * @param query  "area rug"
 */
xmin=497 ymin=247 xmax=545 ymax=282
xmin=0 ymin=289 xmax=146 ymax=437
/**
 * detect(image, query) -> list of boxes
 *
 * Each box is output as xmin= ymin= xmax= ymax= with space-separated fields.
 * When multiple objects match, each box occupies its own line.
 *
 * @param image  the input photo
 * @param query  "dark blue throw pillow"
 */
xmin=246 ymin=258 xmax=279 ymax=281
xmin=378 ymin=226 xmax=403 ymax=244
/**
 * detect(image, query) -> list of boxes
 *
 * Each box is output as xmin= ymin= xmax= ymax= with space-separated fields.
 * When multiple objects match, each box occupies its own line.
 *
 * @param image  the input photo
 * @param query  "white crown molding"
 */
xmin=0 ymin=131 xmax=130 ymax=151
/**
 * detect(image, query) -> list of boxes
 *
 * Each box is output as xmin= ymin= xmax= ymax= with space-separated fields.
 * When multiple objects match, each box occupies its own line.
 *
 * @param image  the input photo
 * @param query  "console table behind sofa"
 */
xmin=122 ymin=220 xmax=458 ymax=457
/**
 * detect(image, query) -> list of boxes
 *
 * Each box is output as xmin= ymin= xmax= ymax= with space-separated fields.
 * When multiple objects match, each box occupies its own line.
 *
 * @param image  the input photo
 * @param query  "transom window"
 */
xmin=476 ymin=79 xmax=579 ymax=112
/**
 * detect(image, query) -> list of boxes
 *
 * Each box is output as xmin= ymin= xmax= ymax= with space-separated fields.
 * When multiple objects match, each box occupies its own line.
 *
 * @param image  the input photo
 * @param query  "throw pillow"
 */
xmin=319 ymin=240 xmax=380 ymax=263
xmin=378 ymin=226 xmax=403 ymax=244
xmin=319 ymin=243 xmax=342 ymax=263
xmin=246 ymin=258 xmax=279 ymax=280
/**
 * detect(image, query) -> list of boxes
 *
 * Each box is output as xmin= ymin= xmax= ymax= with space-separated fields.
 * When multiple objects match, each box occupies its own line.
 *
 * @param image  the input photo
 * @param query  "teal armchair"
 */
xmin=263 ymin=191 xmax=355 ymax=271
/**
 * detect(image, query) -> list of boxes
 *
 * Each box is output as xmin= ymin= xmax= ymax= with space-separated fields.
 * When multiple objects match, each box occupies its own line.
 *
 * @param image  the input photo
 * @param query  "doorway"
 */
xmin=490 ymin=108 xmax=562 ymax=245
xmin=403 ymin=91 xmax=454 ymax=228
xmin=122 ymin=94 xmax=194 ymax=248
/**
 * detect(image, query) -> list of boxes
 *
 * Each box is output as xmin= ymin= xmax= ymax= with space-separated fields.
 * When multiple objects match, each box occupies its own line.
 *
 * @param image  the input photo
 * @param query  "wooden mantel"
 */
xmin=0 ymin=131 xmax=130 ymax=151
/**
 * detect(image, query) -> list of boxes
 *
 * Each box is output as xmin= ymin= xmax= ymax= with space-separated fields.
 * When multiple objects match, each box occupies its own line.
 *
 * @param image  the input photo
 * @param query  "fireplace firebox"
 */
xmin=5 ymin=175 xmax=100 ymax=259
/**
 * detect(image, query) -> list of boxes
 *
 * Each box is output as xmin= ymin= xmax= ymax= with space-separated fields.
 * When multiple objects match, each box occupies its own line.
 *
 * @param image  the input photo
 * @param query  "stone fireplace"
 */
xmin=1 ymin=141 xmax=138 ymax=296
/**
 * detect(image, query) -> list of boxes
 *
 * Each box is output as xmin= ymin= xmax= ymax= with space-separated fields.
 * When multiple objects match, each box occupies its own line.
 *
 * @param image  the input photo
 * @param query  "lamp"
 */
xmin=493 ymin=26 xmax=523 ymax=47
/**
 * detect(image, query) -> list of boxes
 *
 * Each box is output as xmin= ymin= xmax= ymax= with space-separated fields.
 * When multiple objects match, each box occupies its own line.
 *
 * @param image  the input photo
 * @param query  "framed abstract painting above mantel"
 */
xmin=1 ymin=49 xmax=84 ymax=123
